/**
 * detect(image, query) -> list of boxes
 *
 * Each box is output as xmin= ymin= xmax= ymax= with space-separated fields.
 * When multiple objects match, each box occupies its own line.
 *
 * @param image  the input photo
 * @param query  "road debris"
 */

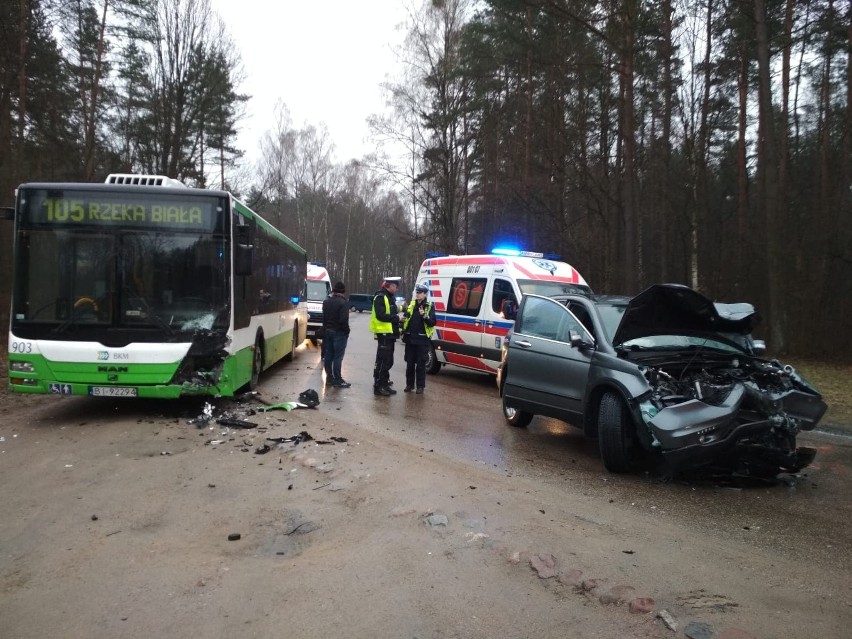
xmin=657 ymin=609 xmax=677 ymax=632
xmin=215 ymin=417 xmax=258 ymax=429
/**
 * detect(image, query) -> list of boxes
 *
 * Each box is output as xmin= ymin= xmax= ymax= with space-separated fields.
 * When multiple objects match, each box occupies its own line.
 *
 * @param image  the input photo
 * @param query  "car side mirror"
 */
xmin=569 ymin=330 xmax=593 ymax=350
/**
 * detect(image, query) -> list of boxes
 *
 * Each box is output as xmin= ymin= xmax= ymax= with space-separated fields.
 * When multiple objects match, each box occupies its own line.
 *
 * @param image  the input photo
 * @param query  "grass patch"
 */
xmin=785 ymin=359 xmax=852 ymax=430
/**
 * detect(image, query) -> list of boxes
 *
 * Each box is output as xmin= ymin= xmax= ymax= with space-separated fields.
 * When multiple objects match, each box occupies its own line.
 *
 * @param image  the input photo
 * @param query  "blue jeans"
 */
xmin=323 ymin=329 xmax=349 ymax=382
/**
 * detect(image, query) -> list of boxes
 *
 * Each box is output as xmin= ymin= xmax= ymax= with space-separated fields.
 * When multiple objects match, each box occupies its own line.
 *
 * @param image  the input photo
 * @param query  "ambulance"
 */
xmin=415 ymin=250 xmax=591 ymax=375
xmin=305 ymin=262 xmax=332 ymax=344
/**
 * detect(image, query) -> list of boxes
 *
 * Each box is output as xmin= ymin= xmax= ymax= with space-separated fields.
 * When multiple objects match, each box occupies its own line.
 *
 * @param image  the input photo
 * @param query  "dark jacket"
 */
xmin=402 ymin=299 xmax=436 ymax=345
xmin=322 ymin=292 xmax=350 ymax=334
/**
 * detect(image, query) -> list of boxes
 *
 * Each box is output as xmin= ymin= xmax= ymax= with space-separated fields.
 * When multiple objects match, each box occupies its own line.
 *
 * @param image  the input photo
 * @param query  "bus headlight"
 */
xmin=10 ymin=361 xmax=35 ymax=372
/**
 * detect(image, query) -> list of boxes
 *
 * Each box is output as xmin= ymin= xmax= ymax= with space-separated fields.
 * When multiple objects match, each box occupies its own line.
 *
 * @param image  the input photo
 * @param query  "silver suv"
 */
xmin=498 ymin=284 xmax=826 ymax=477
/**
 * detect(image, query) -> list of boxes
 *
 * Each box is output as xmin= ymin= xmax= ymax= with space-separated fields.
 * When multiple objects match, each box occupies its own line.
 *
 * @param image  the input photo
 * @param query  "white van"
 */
xmin=306 ymin=263 xmax=332 ymax=344
xmin=415 ymin=250 xmax=591 ymax=375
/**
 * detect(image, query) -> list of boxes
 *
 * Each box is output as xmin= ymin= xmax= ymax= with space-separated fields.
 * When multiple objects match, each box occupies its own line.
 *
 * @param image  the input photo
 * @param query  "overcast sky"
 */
xmin=209 ymin=0 xmax=408 ymax=165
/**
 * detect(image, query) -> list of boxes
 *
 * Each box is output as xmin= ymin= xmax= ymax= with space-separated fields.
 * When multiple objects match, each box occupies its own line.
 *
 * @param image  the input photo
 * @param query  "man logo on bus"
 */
xmin=97 ymin=351 xmax=109 ymax=360
xmin=532 ymin=259 xmax=557 ymax=275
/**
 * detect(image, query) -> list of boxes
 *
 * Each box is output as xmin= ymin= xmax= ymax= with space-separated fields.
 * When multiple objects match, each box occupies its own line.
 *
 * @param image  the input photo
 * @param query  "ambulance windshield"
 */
xmin=517 ymin=280 xmax=592 ymax=297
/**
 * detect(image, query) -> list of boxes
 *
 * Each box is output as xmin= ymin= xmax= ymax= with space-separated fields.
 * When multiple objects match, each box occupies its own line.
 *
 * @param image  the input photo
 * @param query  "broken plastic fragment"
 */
xmin=266 ymin=431 xmax=314 ymax=445
xmin=260 ymin=402 xmax=297 ymax=412
xmin=215 ymin=417 xmax=258 ymax=429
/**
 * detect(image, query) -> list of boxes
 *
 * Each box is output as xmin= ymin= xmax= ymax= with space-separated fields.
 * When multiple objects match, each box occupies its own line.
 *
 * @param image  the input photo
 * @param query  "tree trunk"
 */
xmin=619 ymin=0 xmax=638 ymax=293
xmin=85 ymin=0 xmax=110 ymax=181
xmin=754 ymin=0 xmax=786 ymax=352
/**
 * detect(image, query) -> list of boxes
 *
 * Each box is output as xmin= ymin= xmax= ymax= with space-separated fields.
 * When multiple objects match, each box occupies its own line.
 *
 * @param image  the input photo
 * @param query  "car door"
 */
xmin=508 ymin=295 xmax=594 ymax=418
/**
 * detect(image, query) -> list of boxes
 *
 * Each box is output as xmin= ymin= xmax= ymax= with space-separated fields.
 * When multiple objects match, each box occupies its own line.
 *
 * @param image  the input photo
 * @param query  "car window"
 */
xmin=449 ymin=277 xmax=486 ymax=317
xmin=565 ymin=302 xmax=596 ymax=340
xmin=518 ymin=296 xmax=588 ymax=342
xmin=491 ymin=278 xmax=518 ymax=314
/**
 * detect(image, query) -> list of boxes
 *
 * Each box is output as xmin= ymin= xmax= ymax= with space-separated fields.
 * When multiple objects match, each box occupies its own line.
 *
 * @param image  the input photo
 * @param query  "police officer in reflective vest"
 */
xmin=402 ymin=283 xmax=436 ymax=394
xmin=370 ymin=276 xmax=402 ymax=396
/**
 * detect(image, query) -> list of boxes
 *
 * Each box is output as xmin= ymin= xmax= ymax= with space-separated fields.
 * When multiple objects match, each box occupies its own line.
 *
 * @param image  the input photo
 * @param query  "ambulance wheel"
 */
xmin=425 ymin=344 xmax=441 ymax=374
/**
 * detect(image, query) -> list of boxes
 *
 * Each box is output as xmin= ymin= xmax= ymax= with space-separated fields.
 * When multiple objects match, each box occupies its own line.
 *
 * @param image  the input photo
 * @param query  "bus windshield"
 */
xmin=12 ymin=187 xmax=228 ymax=342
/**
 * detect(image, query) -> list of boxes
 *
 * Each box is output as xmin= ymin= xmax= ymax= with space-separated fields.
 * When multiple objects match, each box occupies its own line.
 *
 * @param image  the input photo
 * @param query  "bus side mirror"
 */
xmin=1 ymin=207 xmax=14 ymax=221
xmin=234 ymin=224 xmax=254 ymax=276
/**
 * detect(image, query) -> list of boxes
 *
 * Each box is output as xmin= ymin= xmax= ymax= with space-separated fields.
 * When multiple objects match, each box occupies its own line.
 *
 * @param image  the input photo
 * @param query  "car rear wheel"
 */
xmin=425 ymin=344 xmax=441 ymax=374
xmin=598 ymin=391 xmax=634 ymax=473
xmin=502 ymin=395 xmax=533 ymax=428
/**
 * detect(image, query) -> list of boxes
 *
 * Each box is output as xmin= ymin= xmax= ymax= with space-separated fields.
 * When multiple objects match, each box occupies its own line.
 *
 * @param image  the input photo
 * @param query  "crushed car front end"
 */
xmin=609 ymin=284 xmax=827 ymax=475
xmin=629 ymin=354 xmax=826 ymax=474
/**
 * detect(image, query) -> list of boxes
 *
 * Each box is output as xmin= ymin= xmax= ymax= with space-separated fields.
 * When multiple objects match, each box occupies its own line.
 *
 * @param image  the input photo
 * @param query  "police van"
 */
xmin=415 ymin=250 xmax=591 ymax=375
xmin=306 ymin=263 xmax=332 ymax=344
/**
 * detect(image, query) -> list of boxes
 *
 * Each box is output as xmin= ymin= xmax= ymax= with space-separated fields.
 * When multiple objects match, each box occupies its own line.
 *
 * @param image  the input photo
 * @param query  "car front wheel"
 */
xmin=598 ymin=391 xmax=634 ymax=473
xmin=502 ymin=395 xmax=533 ymax=428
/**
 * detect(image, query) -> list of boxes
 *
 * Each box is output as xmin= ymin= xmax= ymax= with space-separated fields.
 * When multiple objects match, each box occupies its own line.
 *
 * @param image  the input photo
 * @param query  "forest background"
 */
xmin=0 ymin=0 xmax=849 ymax=360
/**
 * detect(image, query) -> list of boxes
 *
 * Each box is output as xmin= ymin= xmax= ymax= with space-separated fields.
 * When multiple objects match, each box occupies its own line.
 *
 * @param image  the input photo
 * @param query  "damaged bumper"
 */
xmin=643 ymin=382 xmax=827 ymax=471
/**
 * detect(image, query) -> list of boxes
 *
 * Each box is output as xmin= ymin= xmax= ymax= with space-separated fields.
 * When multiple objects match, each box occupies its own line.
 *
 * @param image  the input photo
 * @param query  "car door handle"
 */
xmin=514 ymin=340 xmax=532 ymax=348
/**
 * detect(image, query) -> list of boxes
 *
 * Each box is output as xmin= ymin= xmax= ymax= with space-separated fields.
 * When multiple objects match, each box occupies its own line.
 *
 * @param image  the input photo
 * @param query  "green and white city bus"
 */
xmin=4 ymin=174 xmax=308 ymax=398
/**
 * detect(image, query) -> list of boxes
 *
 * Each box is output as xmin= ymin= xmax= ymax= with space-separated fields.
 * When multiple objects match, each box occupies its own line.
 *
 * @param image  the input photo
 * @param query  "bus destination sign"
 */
xmin=25 ymin=190 xmax=218 ymax=231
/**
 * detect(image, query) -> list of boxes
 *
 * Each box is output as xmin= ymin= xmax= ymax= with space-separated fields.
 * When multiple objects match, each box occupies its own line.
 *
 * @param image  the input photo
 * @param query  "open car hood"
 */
xmin=612 ymin=283 xmax=760 ymax=346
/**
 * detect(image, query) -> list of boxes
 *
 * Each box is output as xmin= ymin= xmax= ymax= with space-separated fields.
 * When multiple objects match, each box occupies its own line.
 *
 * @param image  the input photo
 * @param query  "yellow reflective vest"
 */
xmin=402 ymin=300 xmax=435 ymax=338
xmin=370 ymin=291 xmax=394 ymax=334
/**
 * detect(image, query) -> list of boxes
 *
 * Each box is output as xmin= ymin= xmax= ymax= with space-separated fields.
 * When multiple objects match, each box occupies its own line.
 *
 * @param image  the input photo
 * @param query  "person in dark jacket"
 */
xmin=370 ymin=276 xmax=402 ymax=396
xmin=322 ymin=281 xmax=351 ymax=388
xmin=401 ymin=283 xmax=437 ymax=394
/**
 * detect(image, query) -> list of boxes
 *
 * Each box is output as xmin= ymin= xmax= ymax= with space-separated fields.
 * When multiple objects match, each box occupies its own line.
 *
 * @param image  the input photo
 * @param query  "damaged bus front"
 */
xmin=6 ymin=174 xmax=307 ymax=398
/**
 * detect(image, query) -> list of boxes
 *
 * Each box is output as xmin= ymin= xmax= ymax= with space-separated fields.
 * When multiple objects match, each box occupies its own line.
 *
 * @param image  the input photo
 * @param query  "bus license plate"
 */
xmin=88 ymin=386 xmax=138 ymax=397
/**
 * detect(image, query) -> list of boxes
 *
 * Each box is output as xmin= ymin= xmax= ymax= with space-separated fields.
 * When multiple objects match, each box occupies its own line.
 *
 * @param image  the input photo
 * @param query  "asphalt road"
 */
xmin=313 ymin=313 xmax=852 ymax=574
xmin=1 ymin=312 xmax=849 ymax=638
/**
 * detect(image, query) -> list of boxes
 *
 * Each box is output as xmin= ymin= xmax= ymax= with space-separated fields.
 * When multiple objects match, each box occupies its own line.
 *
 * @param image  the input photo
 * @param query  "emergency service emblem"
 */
xmin=532 ymin=259 xmax=558 ymax=274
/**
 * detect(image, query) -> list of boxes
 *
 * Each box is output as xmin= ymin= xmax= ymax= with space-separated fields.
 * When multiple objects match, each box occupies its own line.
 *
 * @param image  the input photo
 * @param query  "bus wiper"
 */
xmin=124 ymin=289 xmax=174 ymax=336
xmin=52 ymin=313 xmax=80 ymax=335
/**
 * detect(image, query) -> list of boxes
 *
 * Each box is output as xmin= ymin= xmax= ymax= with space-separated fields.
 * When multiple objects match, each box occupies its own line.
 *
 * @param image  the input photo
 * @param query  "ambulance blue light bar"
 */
xmin=491 ymin=247 xmax=561 ymax=260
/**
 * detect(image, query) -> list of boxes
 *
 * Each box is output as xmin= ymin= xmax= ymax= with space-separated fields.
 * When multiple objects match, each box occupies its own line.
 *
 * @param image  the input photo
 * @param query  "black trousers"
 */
xmin=373 ymin=335 xmax=396 ymax=387
xmin=404 ymin=341 xmax=429 ymax=388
